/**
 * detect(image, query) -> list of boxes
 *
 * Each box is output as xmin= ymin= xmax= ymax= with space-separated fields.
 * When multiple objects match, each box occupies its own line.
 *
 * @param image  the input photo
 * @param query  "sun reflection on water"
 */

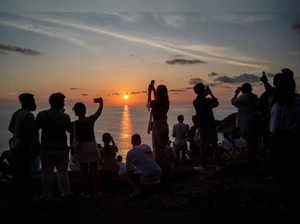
xmin=119 ymin=105 xmax=132 ymax=158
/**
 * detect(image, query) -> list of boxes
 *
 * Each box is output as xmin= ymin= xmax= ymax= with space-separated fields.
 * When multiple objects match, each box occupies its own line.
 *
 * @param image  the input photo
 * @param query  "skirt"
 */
xmin=76 ymin=142 xmax=100 ymax=164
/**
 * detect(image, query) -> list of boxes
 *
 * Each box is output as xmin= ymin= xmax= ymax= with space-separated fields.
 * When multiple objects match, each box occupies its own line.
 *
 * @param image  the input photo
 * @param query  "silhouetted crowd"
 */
xmin=1 ymin=68 xmax=299 ymax=208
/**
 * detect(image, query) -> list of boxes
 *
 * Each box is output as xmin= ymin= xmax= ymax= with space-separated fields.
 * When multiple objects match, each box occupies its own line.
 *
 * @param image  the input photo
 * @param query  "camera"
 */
xmin=94 ymin=97 xmax=102 ymax=103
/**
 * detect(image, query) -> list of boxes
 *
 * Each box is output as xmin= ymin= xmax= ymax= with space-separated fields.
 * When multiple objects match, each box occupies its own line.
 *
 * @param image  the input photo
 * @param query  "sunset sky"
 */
xmin=1 ymin=0 xmax=299 ymax=107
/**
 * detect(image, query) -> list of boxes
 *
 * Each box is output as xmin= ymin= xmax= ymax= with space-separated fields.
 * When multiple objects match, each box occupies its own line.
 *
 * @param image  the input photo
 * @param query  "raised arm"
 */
xmin=207 ymin=86 xmax=219 ymax=108
xmin=260 ymin=72 xmax=272 ymax=92
xmin=231 ymin=87 xmax=241 ymax=106
xmin=89 ymin=97 xmax=103 ymax=122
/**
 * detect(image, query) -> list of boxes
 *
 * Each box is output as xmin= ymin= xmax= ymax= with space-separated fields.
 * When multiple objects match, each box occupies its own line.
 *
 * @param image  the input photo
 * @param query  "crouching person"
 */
xmin=126 ymin=134 xmax=161 ymax=198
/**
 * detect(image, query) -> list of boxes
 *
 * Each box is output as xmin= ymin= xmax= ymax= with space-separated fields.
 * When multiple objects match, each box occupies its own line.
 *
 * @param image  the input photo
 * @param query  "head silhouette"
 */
xmin=192 ymin=115 xmax=198 ymax=125
xmin=116 ymin=155 xmax=122 ymax=162
xmin=156 ymin=85 xmax=169 ymax=105
xmin=240 ymin=83 xmax=252 ymax=94
xmin=177 ymin=114 xmax=184 ymax=123
xmin=73 ymin=102 xmax=86 ymax=117
xmin=19 ymin=93 xmax=36 ymax=111
xmin=102 ymin=133 xmax=112 ymax=145
xmin=193 ymin=83 xmax=206 ymax=96
xmin=273 ymin=73 xmax=283 ymax=87
xmin=131 ymin=134 xmax=141 ymax=146
xmin=49 ymin=92 xmax=65 ymax=110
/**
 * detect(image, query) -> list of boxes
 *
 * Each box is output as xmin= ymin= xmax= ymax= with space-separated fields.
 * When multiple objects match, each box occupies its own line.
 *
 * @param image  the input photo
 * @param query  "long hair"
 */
xmin=156 ymin=85 xmax=169 ymax=107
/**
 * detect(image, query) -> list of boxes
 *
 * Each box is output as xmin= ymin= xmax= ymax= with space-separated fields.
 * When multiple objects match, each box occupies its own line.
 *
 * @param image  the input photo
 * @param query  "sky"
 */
xmin=0 ymin=0 xmax=299 ymax=107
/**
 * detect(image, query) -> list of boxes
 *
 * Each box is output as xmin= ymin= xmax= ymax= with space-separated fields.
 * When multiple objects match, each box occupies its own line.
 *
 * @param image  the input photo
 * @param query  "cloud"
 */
xmin=216 ymin=14 xmax=273 ymax=25
xmin=70 ymin=88 xmax=84 ymax=90
xmin=208 ymin=72 xmax=219 ymax=76
xmin=112 ymin=92 xmax=120 ymax=96
xmin=81 ymin=93 xmax=88 ymax=96
xmin=0 ymin=43 xmax=41 ymax=56
xmin=169 ymin=89 xmax=187 ymax=92
xmin=130 ymin=91 xmax=142 ymax=95
xmin=293 ymin=24 xmax=300 ymax=30
xmin=213 ymin=73 xmax=267 ymax=84
xmin=185 ymin=87 xmax=193 ymax=90
xmin=0 ymin=20 xmax=90 ymax=50
xmin=189 ymin=78 xmax=207 ymax=85
xmin=166 ymin=58 xmax=206 ymax=65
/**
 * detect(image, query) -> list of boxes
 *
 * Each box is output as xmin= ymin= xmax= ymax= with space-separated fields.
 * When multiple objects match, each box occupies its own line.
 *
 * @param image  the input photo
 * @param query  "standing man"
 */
xmin=36 ymin=93 xmax=72 ymax=199
xmin=193 ymin=83 xmax=219 ymax=171
xmin=172 ymin=114 xmax=189 ymax=163
xmin=8 ymin=93 xmax=38 ymax=200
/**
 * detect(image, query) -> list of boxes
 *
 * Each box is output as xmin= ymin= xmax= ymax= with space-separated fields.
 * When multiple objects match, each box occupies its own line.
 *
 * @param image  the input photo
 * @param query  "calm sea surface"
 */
xmin=0 ymin=104 xmax=236 ymax=159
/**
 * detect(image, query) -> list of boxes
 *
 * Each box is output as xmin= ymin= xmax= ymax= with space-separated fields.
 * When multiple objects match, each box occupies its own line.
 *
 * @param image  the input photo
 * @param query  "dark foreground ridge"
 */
xmin=0 ymin=153 xmax=289 ymax=222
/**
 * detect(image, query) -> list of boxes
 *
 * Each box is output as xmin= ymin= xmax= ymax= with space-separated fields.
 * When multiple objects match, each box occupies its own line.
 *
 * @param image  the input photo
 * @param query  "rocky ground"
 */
xmin=0 ymin=151 xmax=293 ymax=223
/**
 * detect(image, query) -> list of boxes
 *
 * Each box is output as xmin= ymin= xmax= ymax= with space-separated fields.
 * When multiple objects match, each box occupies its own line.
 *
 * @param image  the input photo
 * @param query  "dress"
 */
xmin=73 ymin=116 xmax=99 ymax=164
xmin=150 ymin=100 xmax=170 ymax=170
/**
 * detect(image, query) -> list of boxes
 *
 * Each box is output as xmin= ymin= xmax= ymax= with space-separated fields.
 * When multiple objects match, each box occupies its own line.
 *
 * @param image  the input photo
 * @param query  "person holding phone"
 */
xmin=232 ymin=83 xmax=259 ymax=167
xmin=71 ymin=97 xmax=103 ymax=197
xmin=193 ymin=83 xmax=219 ymax=171
xmin=100 ymin=133 xmax=119 ymax=192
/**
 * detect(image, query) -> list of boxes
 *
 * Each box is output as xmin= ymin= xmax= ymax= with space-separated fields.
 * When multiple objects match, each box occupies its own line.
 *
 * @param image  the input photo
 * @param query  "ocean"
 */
xmin=0 ymin=104 xmax=236 ymax=159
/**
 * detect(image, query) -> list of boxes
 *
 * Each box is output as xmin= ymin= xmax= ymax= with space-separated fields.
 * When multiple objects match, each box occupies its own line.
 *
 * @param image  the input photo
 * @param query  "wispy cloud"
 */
xmin=216 ymin=14 xmax=273 ymax=25
xmin=81 ymin=93 xmax=88 ymax=96
xmin=112 ymin=92 xmax=120 ymax=96
xmin=0 ymin=20 xmax=90 ymax=50
xmin=0 ymin=43 xmax=41 ymax=56
xmin=179 ymin=44 xmax=265 ymax=67
xmin=16 ymin=13 xmax=263 ymax=68
xmin=166 ymin=58 xmax=206 ymax=65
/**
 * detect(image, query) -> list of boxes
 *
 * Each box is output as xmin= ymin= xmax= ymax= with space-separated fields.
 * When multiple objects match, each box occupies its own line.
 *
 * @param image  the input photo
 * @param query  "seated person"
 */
xmin=126 ymin=134 xmax=162 ymax=197
xmin=100 ymin=133 xmax=119 ymax=192
xmin=116 ymin=155 xmax=127 ymax=176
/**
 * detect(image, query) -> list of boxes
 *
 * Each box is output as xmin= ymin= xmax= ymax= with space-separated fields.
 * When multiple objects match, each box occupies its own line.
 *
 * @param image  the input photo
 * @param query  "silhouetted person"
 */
xmin=100 ymin=133 xmax=119 ymax=193
xmin=36 ymin=93 xmax=72 ymax=199
xmin=270 ymin=69 xmax=299 ymax=208
xmin=8 ymin=93 xmax=38 ymax=201
xmin=187 ymin=115 xmax=201 ymax=165
xmin=0 ymin=150 xmax=13 ymax=178
xmin=232 ymin=83 xmax=260 ymax=167
xmin=193 ymin=83 xmax=219 ymax=170
xmin=126 ymin=134 xmax=161 ymax=197
xmin=147 ymin=83 xmax=171 ymax=176
xmin=71 ymin=97 xmax=103 ymax=197
xmin=172 ymin=114 xmax=189 ymax=163
xmin=257 ymin=72 xmax=283 ymax=154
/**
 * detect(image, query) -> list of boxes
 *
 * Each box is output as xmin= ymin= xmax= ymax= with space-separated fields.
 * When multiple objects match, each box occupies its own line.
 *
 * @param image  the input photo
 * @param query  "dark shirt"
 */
xmin=193 ymin=96 xmax=219 ymax=129
xmin=36 ymin=109 xmax=71 ymax=149
xmin=8 ymin=109 xmax=38 ymax=152
xmin=150 ymin=100 xmax=169 ymax=121
xmin=73 ymin=116 xmax=96 ymax=143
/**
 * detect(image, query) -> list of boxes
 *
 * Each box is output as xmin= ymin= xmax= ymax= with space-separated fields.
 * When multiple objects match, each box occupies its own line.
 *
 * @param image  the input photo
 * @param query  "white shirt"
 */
xmin=172 ymin=122 xmax=189 ymax=145
xmin=126 ymin=144 xmax=161 ymax=183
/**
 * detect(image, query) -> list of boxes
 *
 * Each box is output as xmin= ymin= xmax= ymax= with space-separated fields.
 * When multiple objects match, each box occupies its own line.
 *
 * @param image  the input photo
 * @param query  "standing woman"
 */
xmin=148 ymin=82 xmax=171 ymax=175
xmin=72 ymin=97 xmax=103 ymax=197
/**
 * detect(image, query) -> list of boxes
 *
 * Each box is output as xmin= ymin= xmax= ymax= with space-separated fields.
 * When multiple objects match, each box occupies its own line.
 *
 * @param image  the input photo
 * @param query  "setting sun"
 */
xmin=123 ymin=94 xmax=129 ymax=100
